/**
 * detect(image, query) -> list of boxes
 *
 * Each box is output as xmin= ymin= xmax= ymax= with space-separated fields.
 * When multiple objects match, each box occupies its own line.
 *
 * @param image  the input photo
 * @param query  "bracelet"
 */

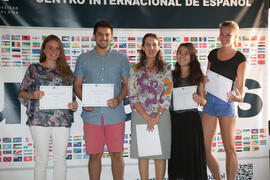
xmin=239 ymin=96 xmax=243 ymax=102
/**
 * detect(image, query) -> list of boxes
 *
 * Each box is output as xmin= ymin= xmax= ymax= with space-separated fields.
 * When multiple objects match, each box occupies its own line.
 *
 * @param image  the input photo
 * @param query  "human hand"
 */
xmin=192 ymin=93 xmax=201 ymax=104
xmin=107 ymin=98 xmax=119 ymax=109
xmin=33 ymin=90 xmax=44 ymax=100
xmin=204 ymin=75 xmax=209 ymax=84
xmin=227 ymin=89 xmax=242 ymax=102
xmin=83 ymin=107 xmax=94 ymax=111
xmin=144 ymin=114 xmax=159 ymax=132
xmin=68 ymin=101 xmax=78 ymax=112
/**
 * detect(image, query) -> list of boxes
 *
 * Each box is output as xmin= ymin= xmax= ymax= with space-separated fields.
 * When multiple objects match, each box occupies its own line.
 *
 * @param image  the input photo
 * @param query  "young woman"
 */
xmin=168 ymin=43 xmax=207 ymax=180
xmin=128 ymin=33 xmax=172 ymax=180
xmin=202 ymin=21 xmax=247 ymax=180
xmin=18 ymin=35 xmax=78 ymax=180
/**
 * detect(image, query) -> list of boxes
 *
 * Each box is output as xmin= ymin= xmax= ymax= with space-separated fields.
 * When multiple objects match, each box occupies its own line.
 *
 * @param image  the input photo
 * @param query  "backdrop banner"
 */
xmin=0 ymin=0 xmax=268 ymax=28
xmin=0 ymin=0 xmax=269 ymax=180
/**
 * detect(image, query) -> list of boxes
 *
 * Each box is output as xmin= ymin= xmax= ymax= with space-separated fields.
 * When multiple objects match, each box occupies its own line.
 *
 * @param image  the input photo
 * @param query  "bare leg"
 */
xmin=110 ymin=152 xmax=124 ymax=180
xmin=201 ymin=112 xmax=221 ymax=180
xmin=138 ymin=158 xmax=149 ymax=180
xmin=219 ymin=116 xmax=238 ymax=180
xmin=88 ymin=153 xmax=103 ymax=180
xmin=154 ymin=159 xmax=166 ymax=180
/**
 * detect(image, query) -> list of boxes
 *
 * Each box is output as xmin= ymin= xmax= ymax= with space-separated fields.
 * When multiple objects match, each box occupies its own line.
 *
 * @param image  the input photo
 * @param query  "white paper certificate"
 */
xmin=173 ymin=86 xmax=198 ymax=110
xmin=39 ymin=86 xmax=72 ymax=110
xmin=82 ymin=84 xmax=114 ymax=107
xmin=136 ymin=124 xmax=162 ymax=157
xmin=205 ymin=70 xmax=233 ymax=102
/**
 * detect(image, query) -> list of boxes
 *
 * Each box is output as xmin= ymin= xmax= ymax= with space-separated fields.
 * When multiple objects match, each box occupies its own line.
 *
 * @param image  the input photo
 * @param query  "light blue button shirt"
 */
xmin=74 ymin=48 xmax=130 ymax=125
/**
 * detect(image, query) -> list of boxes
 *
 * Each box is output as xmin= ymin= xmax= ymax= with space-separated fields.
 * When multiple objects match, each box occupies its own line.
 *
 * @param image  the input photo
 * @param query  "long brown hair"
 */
xmin=137 ymin=33 xmax=165 ymax=72
xmin=40 ymin=35 xmax=72 ymax=84
xmin=172 ymin=43 xmax=203 ymax=87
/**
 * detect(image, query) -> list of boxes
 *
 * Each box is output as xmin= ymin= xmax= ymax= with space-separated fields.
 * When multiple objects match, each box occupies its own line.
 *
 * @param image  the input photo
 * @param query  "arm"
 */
xmin=155 ymin=68 xmax=172 ymax=120
xmin=73 ymin=76 xmax=93 ymax=111
xmin=128 ymin=67 xmax=157 ymax=130
xmin=107 ymin=76 xmax=128 ymax=108
xmin=18 ymin=91 xmax=44 ymax=100
xmin=73 ymin=77 xmax=83 ymax=100
xmin=192 ymin=82 xmax=207 ymax=106
xmin=227 ymin=61 xmax=247 ymax=102
xmin=204 ymin=61 xmax=211 ymax=83
xmin=18 ymin=65 xmax=45 ymax=106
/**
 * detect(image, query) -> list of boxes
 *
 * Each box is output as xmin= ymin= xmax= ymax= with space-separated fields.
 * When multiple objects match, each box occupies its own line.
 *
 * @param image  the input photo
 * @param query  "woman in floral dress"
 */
xmin=128 ymin=33 xmax=172 ymax=180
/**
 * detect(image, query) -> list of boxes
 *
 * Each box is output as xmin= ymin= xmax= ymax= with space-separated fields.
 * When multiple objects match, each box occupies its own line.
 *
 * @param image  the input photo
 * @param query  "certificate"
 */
xmin=136 ymin=124 xmax=162 ymax=157
xmin=205 ymin=70 xmax=233 ymax=102
xmin=173 ymin=85 xmax=198 ymax=110
xmin=39 ymin=86 xmax=72 ymax=110
xmin=82 ymin=84 xmax=114 ymax=107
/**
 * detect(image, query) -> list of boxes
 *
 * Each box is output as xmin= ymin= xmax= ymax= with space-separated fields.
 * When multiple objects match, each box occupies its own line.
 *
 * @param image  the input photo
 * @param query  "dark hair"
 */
xmin=172 ymin=43 xmax=203 ymax=87
xmin=93 ymin=20 xmax=113 ymax=35
xmin=137 ymin=33 xmax=165 ymax=72
xmin=40 ymin=35 xmax=72 ymax=84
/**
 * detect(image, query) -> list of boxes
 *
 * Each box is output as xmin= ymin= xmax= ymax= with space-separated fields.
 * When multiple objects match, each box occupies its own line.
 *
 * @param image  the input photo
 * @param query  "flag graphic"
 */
xmin=31 ymin=36 xmax=41 ymax=41
xmin=128 ymin=37 xmax=136 ymax=42
xmin=3 ymin=157 xmax=12 ymax=162
xmin=22 ymin=35 xmax=30 ymax=41
xmin=172 ymin=37 xmax=180 ymax=42
xmin=24 ymin=156 xmax=33 ymax=161
xmin=32 ymin=49 xmax=40 ymax=54
xmin=2 ymin=48 xmax=10 ymax=53
xmin=62 ymin=36 xmax=70 ymax=41
xmin=118 ymin=37 xmax=127 ymax=42
xmin=81 ymin=36 xmax=90 ymax=41
xmin=3 ymin=138 xmax=11 ymax=143
xmin=71 ymin=36 xmax=80 ymax=41
xmin=2 ymin=41 xmax=10 ymax=46
xmin=119 ymin=43 xmax=127 ymax=48
xmin=32 ymin=42 xmax=40 ymax=48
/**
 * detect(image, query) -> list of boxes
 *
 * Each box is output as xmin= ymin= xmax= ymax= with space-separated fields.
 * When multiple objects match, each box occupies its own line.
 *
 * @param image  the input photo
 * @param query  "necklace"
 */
xmin=147 ymin=65 xmax=155 ymax=73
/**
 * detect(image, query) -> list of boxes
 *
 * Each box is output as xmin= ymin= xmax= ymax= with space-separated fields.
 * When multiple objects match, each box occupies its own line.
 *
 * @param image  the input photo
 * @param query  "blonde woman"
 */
xmin=202 ymin=21 xmax=247 ymax=180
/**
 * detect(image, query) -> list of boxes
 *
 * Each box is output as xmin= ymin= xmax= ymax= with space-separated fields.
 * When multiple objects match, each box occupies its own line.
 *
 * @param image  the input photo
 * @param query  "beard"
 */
xmin=96 ymin=41 xmax=110 ymax=49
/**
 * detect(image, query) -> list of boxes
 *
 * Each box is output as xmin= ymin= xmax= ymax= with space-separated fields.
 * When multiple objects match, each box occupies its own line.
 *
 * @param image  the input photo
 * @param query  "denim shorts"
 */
xmin=203 ymin=93 xmax=237 ymax=117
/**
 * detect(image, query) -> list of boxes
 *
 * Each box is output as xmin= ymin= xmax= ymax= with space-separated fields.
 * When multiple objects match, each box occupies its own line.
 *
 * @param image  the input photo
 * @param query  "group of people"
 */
xmin=18 ymin=20 xmax=246 ymax=180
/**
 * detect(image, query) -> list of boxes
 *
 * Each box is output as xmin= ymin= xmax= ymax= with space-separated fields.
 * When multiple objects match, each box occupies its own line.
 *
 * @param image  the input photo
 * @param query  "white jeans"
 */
xmin=30 ymin=126 xmax=70 ymax=180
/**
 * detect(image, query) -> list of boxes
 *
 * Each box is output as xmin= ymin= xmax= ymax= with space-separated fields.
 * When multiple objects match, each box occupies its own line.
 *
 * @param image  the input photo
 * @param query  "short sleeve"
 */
xmin=18 ymin=64 xmax=36 ymax=107
xmin=207 ymin=48 xmax=218 ymax=64
xmin=237 ymin=51 xmax=247 ymax=64
xmin=128 ymin=66 xmax=139 ymax=107
xmin=121 ymin=55 xmax=130 ymax=78
xmin=74 ymin=54 xmax=85 ymax=77
xmin=158 ymin=66 xmax=173 ymax=109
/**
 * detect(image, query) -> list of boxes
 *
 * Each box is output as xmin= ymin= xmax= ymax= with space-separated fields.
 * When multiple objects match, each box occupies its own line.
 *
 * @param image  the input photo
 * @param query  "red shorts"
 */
xmin=83 ymin=116 xmax=125 ymax=155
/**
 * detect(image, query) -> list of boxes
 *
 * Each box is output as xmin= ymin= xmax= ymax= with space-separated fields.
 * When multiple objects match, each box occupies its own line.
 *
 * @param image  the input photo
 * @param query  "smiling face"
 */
xmin=219 ymin=26 xmax=237 ymax=48
xmin=43 ymin=40 xmax=60 ymax=62
xmin=94 ymin=27 xmax=113 ymax=50
xmin=142 ymin=36 xmax=160 ymax=59
xmin=177 ymin=45 xmax=191 ymax=67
